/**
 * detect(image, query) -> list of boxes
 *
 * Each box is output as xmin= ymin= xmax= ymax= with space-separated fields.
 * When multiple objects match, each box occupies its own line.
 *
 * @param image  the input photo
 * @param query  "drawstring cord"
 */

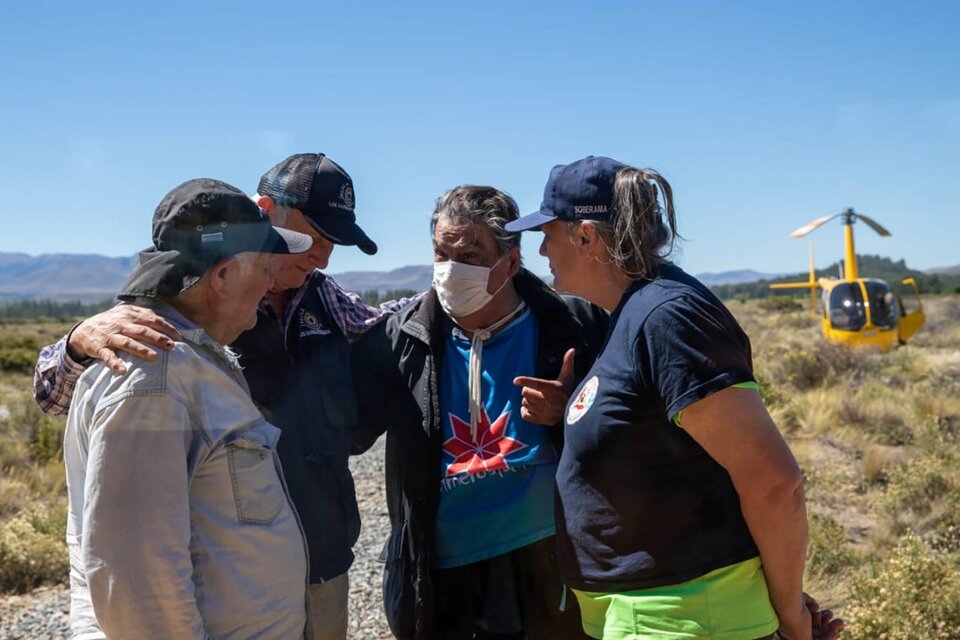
xmin=467 ymin=301 xmax=526 ymax=442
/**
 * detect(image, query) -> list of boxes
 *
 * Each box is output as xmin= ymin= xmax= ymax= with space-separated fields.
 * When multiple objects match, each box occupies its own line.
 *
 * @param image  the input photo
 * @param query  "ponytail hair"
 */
xmin=592 ymin=167 xmax=677 ymax=280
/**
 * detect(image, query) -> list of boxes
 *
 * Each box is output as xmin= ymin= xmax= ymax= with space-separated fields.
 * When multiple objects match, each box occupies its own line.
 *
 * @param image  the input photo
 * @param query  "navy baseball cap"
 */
xmin=506 ymin=156 xmax=627 ymax=232
xmin=258 ymin=153 xmax=378 ymax=255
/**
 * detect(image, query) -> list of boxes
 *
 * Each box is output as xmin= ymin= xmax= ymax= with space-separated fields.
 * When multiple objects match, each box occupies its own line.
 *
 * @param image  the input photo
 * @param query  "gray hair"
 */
xmin=590 ymin=167 xmax=678 ymax=280
xmin=430 ymin=186 xmax=521 ymax=256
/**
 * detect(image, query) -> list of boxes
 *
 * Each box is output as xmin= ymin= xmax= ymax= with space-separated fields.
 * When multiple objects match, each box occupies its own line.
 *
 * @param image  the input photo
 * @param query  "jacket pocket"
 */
xmin=379 ymin=523 xmax=418 ymax=639
xmin=226 ymin=424 xmax=285 ymax=525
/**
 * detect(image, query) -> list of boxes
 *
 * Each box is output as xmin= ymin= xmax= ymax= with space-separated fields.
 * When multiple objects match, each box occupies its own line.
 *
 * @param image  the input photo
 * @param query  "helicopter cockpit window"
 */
xmin=828 ymin=283 xmax=866 ymax=331
xmin=864 ymin=281 xmax=899 ymax=329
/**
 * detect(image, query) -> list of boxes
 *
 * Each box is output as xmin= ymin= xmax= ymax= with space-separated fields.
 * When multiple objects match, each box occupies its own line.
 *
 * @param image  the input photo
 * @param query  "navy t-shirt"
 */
xmin=555 ymin=263 xmax=761 ymax=592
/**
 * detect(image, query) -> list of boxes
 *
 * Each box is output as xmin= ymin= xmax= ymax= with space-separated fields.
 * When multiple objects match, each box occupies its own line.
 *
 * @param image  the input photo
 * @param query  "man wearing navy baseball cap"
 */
xmin=257 ymin=152 xmax=378 ymax=255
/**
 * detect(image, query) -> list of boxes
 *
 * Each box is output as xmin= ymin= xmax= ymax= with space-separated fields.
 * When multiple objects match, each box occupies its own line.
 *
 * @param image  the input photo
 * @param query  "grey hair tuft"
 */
xmin=430 ymin=186 xmax=521 ymax=256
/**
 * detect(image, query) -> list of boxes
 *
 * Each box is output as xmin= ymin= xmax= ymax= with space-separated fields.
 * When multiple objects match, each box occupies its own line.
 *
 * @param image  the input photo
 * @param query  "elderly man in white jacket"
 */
xmin=64 ymin=178 xmax=313 ymax=640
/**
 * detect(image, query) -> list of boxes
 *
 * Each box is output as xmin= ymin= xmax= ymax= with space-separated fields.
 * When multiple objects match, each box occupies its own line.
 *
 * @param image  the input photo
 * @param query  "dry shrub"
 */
xmin=758 ymin=296 xmax=805 ymax=313
xmin=910 ymin=296 xmax=960 ymax=349
xmin=938 ymin=414 xmax=960 ymax=442
xmin=0 ymin=397 xmax=66 ymax=470
xmin=881 ymin=455 xmax=960 ymax=547
xmin=0 ymin=503 xmax=69 ymax=593
xmin=861 ymin=445 xmax=908 ymax=486
xmin=845 ymin=534 xmax=960 ymax=639
xmin=0 ymin=475 xmax=30 ymax=518
xmin=910 ymin=375 xmax=960 ymax=449
xmin=835 ymin=381 xmax=918 ymax=446
xmin=837 ymin=397 xmax=865 ymax=426
xmin=776 ymin=350 xmax=824 ymax=391
xmin=765 ymin=341 xmax=867 ymax=392
xmin=862 ymin=412 xmax=913 ymax=446
xmin=15 ymin=400 xmax=65 ymax=465
xmin=884 ymin=457 xmax=953 ymax=515
xmin=777 ymin=389 xmax=842 ymax=436
xmin=806 ymin=513 xmax=858 ymax=578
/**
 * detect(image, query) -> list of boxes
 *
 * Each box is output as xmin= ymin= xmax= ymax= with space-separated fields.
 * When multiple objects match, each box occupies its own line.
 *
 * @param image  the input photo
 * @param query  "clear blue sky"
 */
xmin=2 ymin=0 xmax=957 ymax=277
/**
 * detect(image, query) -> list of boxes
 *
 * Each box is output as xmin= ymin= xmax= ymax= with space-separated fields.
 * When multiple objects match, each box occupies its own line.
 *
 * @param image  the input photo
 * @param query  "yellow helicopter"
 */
xmin=770 ymin=208 xmax=925 ymax=351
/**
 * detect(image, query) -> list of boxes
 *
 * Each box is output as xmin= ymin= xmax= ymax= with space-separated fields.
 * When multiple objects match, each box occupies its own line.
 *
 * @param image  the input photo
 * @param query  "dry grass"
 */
xmin=731 ymin=294 xmax=960 ymax=634
xmin=1 ymin=301 xmax=959 ymax=635
xmin=0 ymin=322 xmax=72 ymax=592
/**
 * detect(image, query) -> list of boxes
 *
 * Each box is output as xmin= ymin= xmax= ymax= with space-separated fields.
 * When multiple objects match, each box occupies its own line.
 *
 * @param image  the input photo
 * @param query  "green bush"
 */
xmin=0 ymin=504 xmax=69 ymax=593
xmin=0 ymin=334 xmax=40 ymax=373
xmin=0 ymin=346 xmax=37 ymax=373
xmin=845 ymin=534 xmax=960 ymax=639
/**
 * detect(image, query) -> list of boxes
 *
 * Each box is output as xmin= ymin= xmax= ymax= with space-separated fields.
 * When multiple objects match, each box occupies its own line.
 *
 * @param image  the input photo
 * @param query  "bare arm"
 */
xmin=32 ymin=306 xmax=180 ymax=414
xmin=681 ymin=387 xmax=812 ymax=640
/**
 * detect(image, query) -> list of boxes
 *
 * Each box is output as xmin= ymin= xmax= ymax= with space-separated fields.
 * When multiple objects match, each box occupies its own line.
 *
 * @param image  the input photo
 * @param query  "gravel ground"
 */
xmin=0 ymin=436 xmax=393 ymax=639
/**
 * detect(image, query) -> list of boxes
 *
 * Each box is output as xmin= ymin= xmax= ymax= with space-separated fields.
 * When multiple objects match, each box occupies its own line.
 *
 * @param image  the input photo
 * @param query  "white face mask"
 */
xmin=432 ymin=255 xmax=509 ymax=318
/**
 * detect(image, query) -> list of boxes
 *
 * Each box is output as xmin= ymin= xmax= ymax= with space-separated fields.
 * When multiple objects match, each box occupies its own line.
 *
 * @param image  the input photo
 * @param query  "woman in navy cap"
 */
xmin=506 ymin=157 xmax=843 ymax=640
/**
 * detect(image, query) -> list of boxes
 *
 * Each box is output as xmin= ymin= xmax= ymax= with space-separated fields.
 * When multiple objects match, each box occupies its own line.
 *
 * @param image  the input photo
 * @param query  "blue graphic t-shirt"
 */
xmin=435 ymin=309 xmax=558 ymax=569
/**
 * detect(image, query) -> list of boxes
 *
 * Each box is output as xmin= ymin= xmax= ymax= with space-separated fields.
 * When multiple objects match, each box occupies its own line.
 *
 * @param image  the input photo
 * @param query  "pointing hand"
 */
xmin=513 ymin=348 xmax=576 ymax=426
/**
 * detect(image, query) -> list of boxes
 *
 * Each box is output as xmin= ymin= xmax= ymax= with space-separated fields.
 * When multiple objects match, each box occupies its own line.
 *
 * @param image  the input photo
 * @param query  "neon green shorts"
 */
xmin=572 ymin=557 xmax=779 ymax=639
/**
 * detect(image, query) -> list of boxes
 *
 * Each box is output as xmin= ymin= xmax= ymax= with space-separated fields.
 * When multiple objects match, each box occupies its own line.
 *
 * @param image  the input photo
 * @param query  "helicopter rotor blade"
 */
xmin=789 ymin=212 xmax=844 ymax=238
xmin=853 ymin=212 xmax=892 ymax=237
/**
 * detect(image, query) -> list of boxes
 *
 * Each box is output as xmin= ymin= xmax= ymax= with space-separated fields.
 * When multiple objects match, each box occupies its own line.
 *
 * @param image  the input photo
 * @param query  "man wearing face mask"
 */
xmin=351 ymin=186 xmax=608 ymax=639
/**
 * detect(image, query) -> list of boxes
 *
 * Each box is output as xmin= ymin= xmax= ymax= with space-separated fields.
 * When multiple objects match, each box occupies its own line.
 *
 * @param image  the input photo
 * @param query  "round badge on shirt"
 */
xmin=566 ymin=375 xmax=599 ymax=425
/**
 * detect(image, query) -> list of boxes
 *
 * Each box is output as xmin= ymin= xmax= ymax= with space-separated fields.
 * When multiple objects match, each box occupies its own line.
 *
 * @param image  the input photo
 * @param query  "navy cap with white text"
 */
xmin=506 ymin=156 xmax=627 ymax=232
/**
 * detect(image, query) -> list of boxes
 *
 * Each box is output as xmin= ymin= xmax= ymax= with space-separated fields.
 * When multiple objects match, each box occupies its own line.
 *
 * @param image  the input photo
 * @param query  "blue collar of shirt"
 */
xmin=449 ymin=308 xmax=532 ymax=346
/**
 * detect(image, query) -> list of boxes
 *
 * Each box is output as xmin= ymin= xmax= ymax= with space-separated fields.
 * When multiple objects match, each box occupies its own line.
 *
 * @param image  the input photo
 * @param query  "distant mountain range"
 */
xmin=928 ymin=265 xmax=960 ymax=276
xmin=0 ymin=253 xmax=437 ymax=302
xmin=332 ymin=265 xmax=433 ymax=295
xmin=0 ymin=252 xmax=956 ymax=302
xmin=694 ymin=270 xmax=787 ymax=286
xmin=0 ymin=252 xmax=139 ymax=302
xmin=710 ymin=255 xmax=960 ymax=299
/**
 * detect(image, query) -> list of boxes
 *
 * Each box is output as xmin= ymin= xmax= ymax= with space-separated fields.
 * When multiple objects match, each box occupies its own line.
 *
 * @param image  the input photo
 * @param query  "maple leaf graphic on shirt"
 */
xmin=442 ymin=407 xmax=527 ymax=477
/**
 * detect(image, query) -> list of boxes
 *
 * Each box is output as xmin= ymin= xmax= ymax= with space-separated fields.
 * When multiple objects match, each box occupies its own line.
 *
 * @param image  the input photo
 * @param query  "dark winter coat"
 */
xmin=350 ymin=269 xmax=607 ymax=639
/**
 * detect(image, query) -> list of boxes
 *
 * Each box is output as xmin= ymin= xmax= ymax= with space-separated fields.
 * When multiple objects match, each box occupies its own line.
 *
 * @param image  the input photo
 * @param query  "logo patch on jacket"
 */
xmin=566 ymin=375 xmax=599 ymax=425
xmin=299 ymin=310 xmax=331 ymax=337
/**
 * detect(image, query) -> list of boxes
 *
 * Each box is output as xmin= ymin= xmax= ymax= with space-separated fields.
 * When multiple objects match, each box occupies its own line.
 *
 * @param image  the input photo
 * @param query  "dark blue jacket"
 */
xmin=231 ymin=271 xmax=361 ymax=584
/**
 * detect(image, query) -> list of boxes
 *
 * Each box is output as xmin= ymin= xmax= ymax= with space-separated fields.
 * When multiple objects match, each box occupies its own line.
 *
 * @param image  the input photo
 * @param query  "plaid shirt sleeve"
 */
xmin=33 ymin=333 xmax=89 ymax=416
xmin=319 ymin=276 xmax=423 ymax=342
